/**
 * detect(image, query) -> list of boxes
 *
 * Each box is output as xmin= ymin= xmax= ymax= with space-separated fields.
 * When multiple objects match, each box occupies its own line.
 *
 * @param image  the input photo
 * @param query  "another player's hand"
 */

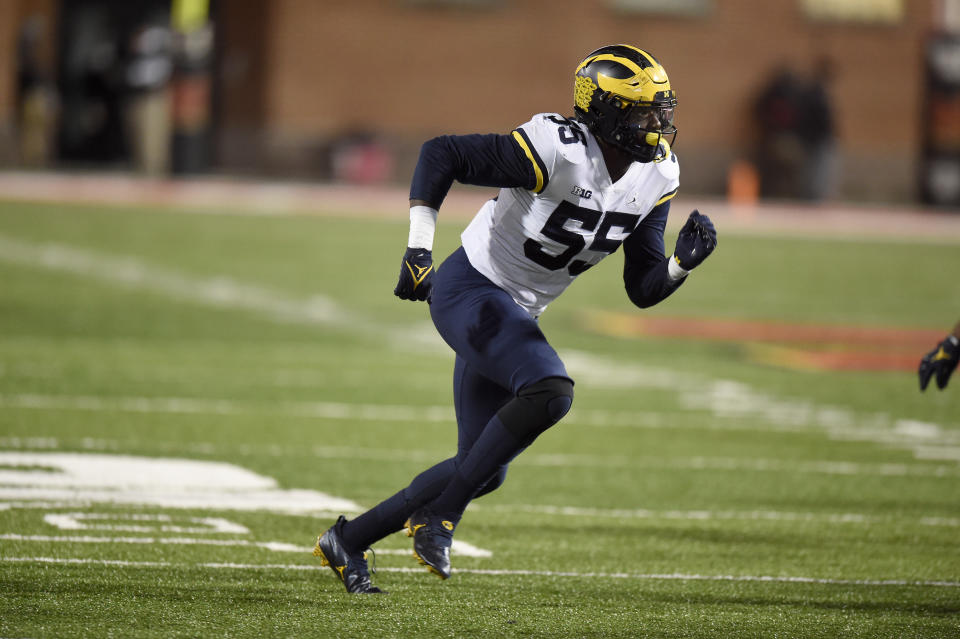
xmin=673 ymin=210 xmax=717 ymax=270
xmin=394 ymin=247 xmax=434 ymax=301
xmin=918 ymin=335 xmax=960 ymax=391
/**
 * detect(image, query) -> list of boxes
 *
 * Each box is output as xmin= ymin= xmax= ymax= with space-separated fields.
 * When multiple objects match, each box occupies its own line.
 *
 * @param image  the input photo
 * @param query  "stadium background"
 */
xmin=1 ymin=0 xmax=960 ymax=206
xmin=2 ymin=2 xmax=960 ymax=637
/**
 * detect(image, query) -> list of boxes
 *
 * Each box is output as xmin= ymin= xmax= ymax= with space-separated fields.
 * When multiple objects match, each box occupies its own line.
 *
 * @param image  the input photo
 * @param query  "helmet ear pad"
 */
xmin=575 ymin=93 xmax=662 ymax=163
xmin=575 ymin=91 xmax=623 ymax=142
xmin=584 ymin=93 xmax=621 ymax=143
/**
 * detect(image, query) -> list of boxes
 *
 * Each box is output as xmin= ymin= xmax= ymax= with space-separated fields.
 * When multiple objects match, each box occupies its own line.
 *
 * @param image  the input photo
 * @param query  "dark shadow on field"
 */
xmin=524 ymin=520 xmax=957 ymax=559
xmin=0 ymin=571 xmax=319 ymax=609
xmin=641 ymin=590 xmax=960 ymax=618
xmin=534 ymin=520 xmax=822 ymax=550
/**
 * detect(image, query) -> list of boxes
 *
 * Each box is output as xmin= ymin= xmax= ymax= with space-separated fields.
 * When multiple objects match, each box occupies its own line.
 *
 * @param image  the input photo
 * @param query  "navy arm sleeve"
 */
xmin=622 ymin=199 xmax=684 ymax=309
xmin=409 ymin=134 xmax=536 ymax=209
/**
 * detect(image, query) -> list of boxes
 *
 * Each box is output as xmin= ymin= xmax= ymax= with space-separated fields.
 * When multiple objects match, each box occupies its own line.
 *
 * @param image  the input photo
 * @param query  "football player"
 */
xmin=314 ymin=44 xmax=717 ymax=593
xmin=918 ymin=320 xmax=960 ymax=391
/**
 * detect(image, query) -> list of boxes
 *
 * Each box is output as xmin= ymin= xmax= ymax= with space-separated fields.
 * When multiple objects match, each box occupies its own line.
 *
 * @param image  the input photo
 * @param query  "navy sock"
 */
xmin=429 ymin=415 xmax=523 ymax=516
xmin=341 ymin=457 xmax=457 ymax=552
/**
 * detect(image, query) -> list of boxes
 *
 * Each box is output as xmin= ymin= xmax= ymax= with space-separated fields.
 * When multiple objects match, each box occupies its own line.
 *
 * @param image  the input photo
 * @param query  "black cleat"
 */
xmin=313 ymin=515 xmax=385 ymax=594
xmin=404 ymin=507 xmax=456 ymax=579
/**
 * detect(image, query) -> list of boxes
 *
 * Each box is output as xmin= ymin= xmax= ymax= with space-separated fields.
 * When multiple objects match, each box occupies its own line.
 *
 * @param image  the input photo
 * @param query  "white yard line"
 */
xmin=0 ymin=533 xmax=492 ymax=558
xmin=0 ymin=393 xmax=456 ymax=422
xmin=0 ymin=234 xmax=353 ymax=328
xmin=0 ymin=533 xmax=302 ymax=552
xmin=0 ymin=233 xmax=956 ymax=463
xmin=0 ymin=233 xmax=444 ymax=353
xmin=2 ymin=555 xmax=957 ymax=588
xmin=2 ymin=431 xmax=957 ymax=479
xmin=473 ymin=504 xmax=960 ymax=527
xmin=0 ymin=390 xmax=880 ymax=434
xmin=3 ymin=390 xmax=958 ymax=456
xmin=2 ymin=498 xmax=954 ymax=529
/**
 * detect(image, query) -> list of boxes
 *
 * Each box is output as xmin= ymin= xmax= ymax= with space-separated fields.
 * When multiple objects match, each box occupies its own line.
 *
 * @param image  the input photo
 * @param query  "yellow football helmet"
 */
xmin=573 ymin=44 xmax=677 ymax=163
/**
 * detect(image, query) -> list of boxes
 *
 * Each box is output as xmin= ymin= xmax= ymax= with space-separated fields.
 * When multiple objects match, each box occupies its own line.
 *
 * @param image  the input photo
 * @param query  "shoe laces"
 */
xmin=348 ymin=548 xmax=376 ymax=576
xmin=364 ymin=548 xmax=377 ymax=575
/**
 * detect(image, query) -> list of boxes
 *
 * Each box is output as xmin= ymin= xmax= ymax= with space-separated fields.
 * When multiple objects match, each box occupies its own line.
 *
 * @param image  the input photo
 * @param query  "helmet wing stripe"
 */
xmin=512 ymin=129 xmax=549 ymax=194
xmin=618 ymin=44 xmax=660 ymax=68
xmin=578 ymin=53 xmax=646 ymax=77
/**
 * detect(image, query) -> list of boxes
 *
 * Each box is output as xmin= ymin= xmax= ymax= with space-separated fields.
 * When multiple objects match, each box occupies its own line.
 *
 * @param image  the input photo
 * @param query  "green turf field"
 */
xmin=0 ymin=198 xmax=958 ymax=638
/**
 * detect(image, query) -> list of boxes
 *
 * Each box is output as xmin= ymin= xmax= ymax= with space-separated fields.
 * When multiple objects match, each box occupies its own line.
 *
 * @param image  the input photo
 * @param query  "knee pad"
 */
xmin=496 ymin=376 xmax=574 ymax=442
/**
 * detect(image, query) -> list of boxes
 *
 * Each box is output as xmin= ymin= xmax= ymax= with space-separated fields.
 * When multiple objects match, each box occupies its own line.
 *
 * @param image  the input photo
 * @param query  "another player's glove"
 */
xmin=918 ymin=335 xmax=960 ymax=391
xmin=394 ymin=247 xmax=434 ymax=302
xmin=673 ymin=209 xmax=717 ymax=271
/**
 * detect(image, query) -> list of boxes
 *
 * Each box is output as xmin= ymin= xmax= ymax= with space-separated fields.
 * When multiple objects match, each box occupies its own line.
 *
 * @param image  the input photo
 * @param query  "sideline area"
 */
xmin=1 ymin=170 xmax=960 ymax=240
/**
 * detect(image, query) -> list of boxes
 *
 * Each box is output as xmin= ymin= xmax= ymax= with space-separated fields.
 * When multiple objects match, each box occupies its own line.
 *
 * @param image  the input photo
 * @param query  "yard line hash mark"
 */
xmin=3 ymin=556 xmax=958 ymax=589
xmin=43 ymin=513 xmax=250 ymax=534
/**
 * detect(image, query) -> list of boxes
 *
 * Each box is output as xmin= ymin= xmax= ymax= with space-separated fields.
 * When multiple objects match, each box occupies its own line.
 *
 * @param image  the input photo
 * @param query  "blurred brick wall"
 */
xmin=0 ymin=1 xmax=18 ymax=164
xmin=215 ymin=1 xmax=272 ymax=173
xmin=216 ymin=0 xmax=933 ymax=201
xmin=0 ymin=0 xmax=937 ymax=202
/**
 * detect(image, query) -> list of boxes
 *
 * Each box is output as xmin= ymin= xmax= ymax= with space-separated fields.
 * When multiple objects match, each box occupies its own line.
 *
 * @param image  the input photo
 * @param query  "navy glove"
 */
xmin=394 ymin=247 xmax=434 ymax=301
xmin=673 ymin=210 xmax=717 ymax=270
xmin=918 ymin=335 xmax=959 ymax=391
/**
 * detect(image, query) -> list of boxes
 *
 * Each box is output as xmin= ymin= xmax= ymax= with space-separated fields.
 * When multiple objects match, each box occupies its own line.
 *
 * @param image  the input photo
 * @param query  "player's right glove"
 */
xmin=918 ymin=334 xmax=960 ymax=391
xmin=394 ymin=247 xmax=434 ymax=302
xmin=673 ymin=209 xmax=717 ymax=270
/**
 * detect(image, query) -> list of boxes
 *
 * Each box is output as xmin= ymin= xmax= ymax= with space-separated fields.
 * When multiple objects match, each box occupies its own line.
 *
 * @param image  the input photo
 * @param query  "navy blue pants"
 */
xmin=340 ymin=247 xmax=570 ymax=551
xmin=431 ymin=247 xmax=570 ymax=395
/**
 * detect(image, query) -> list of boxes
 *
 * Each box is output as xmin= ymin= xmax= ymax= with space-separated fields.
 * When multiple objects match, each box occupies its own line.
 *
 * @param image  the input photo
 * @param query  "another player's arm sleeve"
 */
xmin=622 ymin=196 xmax=684 ymax=309
xmin=409 ymin=133 xmax=539 ymax=209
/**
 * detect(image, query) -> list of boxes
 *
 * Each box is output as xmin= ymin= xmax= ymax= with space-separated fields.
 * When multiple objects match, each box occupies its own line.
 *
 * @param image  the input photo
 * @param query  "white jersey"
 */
xmin=461 ymin=113 xmax=680 ymax=317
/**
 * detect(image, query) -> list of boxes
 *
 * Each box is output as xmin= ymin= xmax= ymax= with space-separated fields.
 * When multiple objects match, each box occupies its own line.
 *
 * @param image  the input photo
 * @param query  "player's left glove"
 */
xmin=394 ymin=247 xmax=434 ymax=302
xmin=918 ymin=334 xmax=959 ymax=391
xmin=673 ymin=209 xmax=717 ymax=271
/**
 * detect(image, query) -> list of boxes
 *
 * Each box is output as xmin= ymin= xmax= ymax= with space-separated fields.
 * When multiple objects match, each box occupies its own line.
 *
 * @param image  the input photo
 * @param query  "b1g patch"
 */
xmin=571 ymin=185 xmax=593 ymax=199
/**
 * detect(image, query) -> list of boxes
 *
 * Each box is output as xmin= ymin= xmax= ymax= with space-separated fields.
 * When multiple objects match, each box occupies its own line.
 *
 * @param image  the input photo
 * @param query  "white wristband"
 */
xmin=949 ymin=335 xmax=959 ymax=346
xmin=667 ymin=255 xmax=690 ymax=281
xmin=408 ymin=205 xmax=439 ymax=250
